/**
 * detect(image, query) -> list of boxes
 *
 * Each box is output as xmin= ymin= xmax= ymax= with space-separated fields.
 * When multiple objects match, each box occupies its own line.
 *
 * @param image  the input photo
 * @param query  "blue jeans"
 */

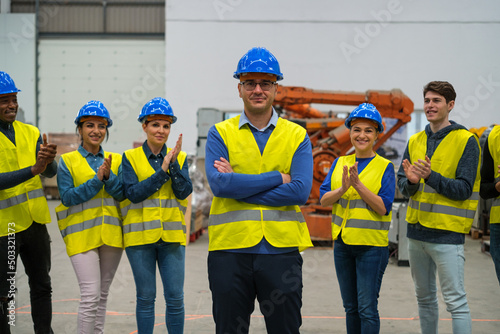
xmin=334 ymin=236 xmax=389 ymax=334
xmin=0 ymin=222 xmax=53 ymax=334
xmin=408 ymin=239 xmax=471 ymax=334
xmin=208 ymin=251 xmax=303 ymax=334
xmin=126 ymin=241 xmax=185 ymax=334
xmin=490 ymin=223 xmax=500 ymax=285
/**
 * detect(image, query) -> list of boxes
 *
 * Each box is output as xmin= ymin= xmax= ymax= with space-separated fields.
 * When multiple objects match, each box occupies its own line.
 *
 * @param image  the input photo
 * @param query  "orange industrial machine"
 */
xmin=273 ymin=85 xmax=414 ymax=241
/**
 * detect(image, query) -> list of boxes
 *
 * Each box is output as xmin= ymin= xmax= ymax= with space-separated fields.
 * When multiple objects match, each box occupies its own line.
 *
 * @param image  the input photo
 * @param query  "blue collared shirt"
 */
xmin=57 ymin=145 xmax=124 ymax=207
xmin=121 ymin=141 xmax=192 ymax=204
xmin=239 ymin=108 xmax=279 ymax=132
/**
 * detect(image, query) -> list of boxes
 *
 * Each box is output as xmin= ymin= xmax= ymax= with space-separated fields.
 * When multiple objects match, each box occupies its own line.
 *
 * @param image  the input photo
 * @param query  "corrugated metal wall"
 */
xmin=11 ymin=0 xmax=165 ymax=34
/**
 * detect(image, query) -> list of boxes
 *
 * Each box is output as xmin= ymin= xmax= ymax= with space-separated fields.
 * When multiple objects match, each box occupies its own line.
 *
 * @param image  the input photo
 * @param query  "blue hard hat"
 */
xmin=233 ymin=47 xmax=283 ymax=81
xmin=138 ymin=97 xmax=177 ymax=123
xmin=74 ymin=100 xmax=113 ymax=127
xmin=345 ymin=103 xmax=384 ymax=132
xmin=0 ymin=71 xmax=21 ymax=95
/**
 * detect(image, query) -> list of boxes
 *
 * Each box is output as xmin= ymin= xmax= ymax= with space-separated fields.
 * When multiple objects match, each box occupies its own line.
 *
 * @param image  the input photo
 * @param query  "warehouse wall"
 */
xmin=38 ymin=39 xmax=165 ymax=154
xmin=0 ymin=13 xmax=36 ymax=124
xmin=165 ymin=0 xmax=500 ymax=155
xmin=2 ymin=2 xmax=499 ymax=157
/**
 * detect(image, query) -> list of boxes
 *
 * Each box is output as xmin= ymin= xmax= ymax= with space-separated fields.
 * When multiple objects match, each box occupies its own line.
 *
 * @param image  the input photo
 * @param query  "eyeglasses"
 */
xmin=240 ymin=81 xmax=277 ymax=91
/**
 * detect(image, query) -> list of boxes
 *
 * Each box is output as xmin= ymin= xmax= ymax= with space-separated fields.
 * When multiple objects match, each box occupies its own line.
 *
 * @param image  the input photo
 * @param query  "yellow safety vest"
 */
xmin=0 ymin=121 xmax=50 ymax=236
xmin=55 ymin=150 xmax=123 ymax=256
xmin=120 ymin=146 xmax=187 ymax=247
xmin=208 ymin=116 xmax=313 ymax=252
xmin=488 ymin=125 xmax=500 ymax=224
xmin=406 ymin=129 xmax=481 ymax=233
xmin=330 ymin=154 xmax=392 ymax=246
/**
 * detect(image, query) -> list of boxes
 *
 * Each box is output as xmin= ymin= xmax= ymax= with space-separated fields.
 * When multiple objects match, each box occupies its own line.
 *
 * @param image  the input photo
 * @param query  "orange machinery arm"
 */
xmin=273 ymin=85 xmax=414 ymax=203
xmin=274 ymin=85 xmax=413 ymax=142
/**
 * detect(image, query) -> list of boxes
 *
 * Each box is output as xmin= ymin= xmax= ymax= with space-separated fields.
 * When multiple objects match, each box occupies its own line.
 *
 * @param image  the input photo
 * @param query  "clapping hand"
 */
xmin=162 ymin=134 xmax=183 ymax=172
xmin=402 ymin=156 xmax=431 ymax=184
xmin=97 ymin=154 xmax=112 ymax=181
xmin=32 ymin=133 xmax=58 ymax=175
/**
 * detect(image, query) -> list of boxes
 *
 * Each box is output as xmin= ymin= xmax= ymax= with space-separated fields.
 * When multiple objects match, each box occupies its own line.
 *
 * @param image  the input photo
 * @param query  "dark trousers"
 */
xmin=0 ymin=222 xmax=54 ymax=334
xmin=208 ymin=250 xmax=303 ymax=334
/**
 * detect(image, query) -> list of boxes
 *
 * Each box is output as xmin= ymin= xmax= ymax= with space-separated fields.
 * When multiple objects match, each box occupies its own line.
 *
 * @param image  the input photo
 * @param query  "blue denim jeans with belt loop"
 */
xmin=334 ymin=235 xmax=389 ymax=334
xmin=408 ymin=238 xmax=472 ymax=334
xmin=126 ymin=240 xmax=185 ymax=334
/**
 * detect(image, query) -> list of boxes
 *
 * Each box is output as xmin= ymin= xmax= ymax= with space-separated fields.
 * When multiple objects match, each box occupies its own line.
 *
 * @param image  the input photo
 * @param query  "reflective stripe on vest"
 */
xmin=332 ymin=198 xmax=391 ymax=231
xmin=208 ymin=116 xmax=313 ymax=252
xmin=121 ymin=198 xmax=187 ymax=218
xmin=209 ymin=209 xmax=304 ymax=226
xmin=57 ymin=197 xmax=119 ymax=220
xmin=408 ymin=198 xmax=476 ymax=220
xmin=60 ymin=215 xmax=121 ymax=239
xmin=0 ymin=188 xmax=45 ymax=210
xmin=406 ymin=129 xmax=480 ymax=233
xmin=122 ymin=220 xmax=186 ymax=234
xmin=408 ymin=183 xmax=479 ymax=220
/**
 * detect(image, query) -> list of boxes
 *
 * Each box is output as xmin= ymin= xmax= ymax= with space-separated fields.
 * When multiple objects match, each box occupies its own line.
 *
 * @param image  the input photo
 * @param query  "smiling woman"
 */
xmin=120 ymin=97 xmax=192 ymax=334
xmin=79 ymin=118 xmax=108 ymax=154
xmin=55 ymin=100 xmax=125 ymax=334
xmin=319 ymin=103 xmax=395 ymax=334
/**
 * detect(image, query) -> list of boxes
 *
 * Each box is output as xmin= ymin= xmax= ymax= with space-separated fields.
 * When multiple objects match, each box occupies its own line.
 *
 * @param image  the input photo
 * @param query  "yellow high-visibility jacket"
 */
xmin=55 ymin=150 xmax=123 ymax=256
xmin=120 ymin=146 xmax=187 ymax=247
xmin=330 ymin=154 xmax=392 ymax=247
xmin=488 ymin=125 xmax=500 ymax=224
xmin=208 ymin=116 xmax=313 ymax=252
xmin=0 ymin=121 xmax=50 ymax=236
xmin=406 ymin=129 xmax=481 ymax=233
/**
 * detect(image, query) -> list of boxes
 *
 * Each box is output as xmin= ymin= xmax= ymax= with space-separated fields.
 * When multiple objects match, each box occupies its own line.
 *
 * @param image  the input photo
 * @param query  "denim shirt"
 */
xmin=57 ymin=145 xmax=125 ymax=207
xmin=121 ymin=141 xmax=192 ymax=204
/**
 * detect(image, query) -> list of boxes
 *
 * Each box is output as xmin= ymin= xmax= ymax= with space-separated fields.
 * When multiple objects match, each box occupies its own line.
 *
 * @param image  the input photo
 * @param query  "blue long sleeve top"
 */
xmin=57 ymin=145 xmax=125 ymax=207
xmin=205 ymin=110 xmax=313 ymax=254
xmin=122 ymin=141 xmax=192 ymax=204
xmin=0 ymin=119 xmax=57 ymax=191
xmin=397 ymin=121 xmax=480 ymax=244
xmin=319 ymin=155 xmax=395 ymax=215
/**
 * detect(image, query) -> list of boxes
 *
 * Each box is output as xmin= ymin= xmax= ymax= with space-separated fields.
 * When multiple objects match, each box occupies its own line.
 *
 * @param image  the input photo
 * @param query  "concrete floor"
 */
xmin=9 ymin=200 xmax=500 ymax=333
